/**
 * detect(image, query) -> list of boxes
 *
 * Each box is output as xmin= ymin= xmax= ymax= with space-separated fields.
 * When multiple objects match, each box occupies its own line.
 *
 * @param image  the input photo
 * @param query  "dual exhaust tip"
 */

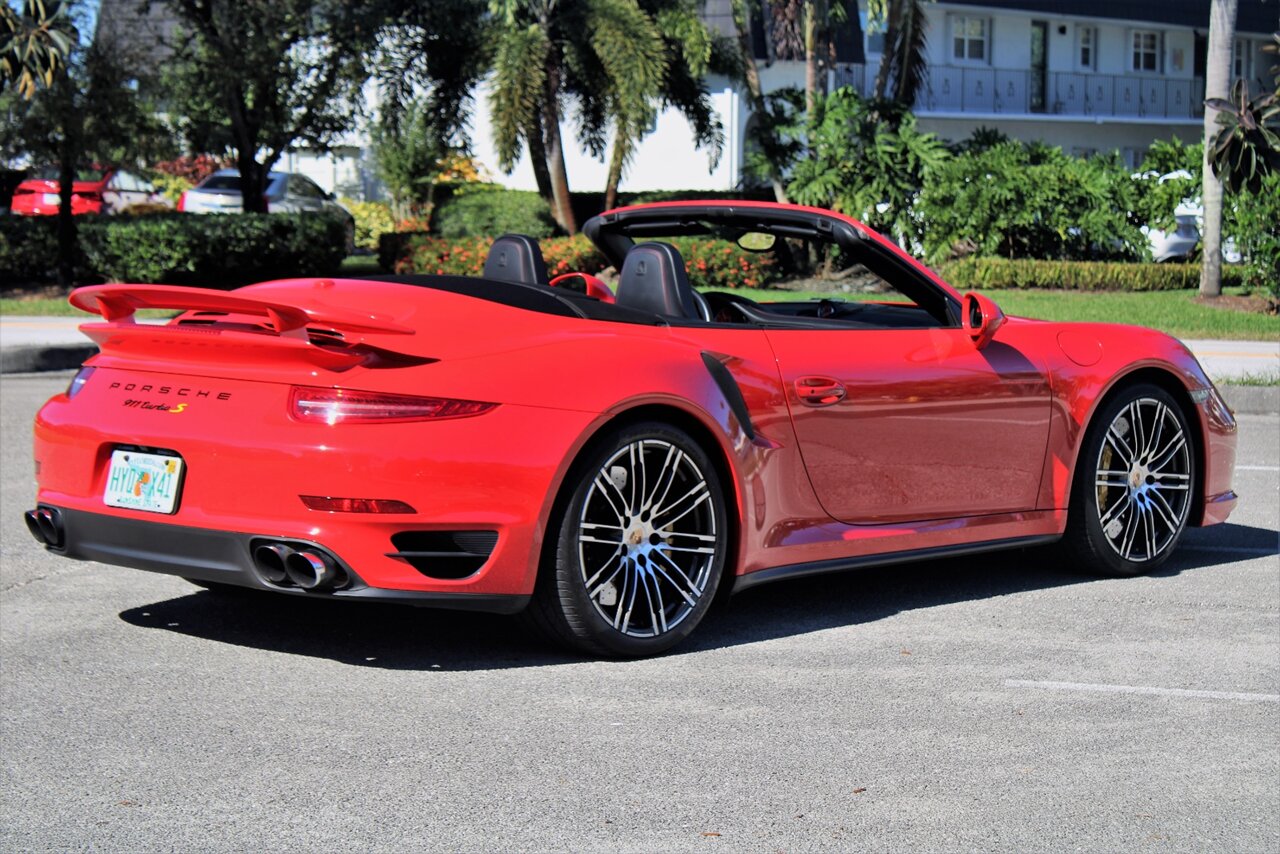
xmin=252 ymin=542 xmax=348 ymax=592
xmin=25 ymin=507 xmax=64 ymax=549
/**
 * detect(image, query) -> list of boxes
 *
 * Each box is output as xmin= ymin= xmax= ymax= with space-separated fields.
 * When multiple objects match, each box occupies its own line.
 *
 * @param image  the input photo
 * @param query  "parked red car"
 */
xmin=10 ymin=167 xmax=166 ymax=215
xmin=26 ymin=201 xmax=1238 ymax=657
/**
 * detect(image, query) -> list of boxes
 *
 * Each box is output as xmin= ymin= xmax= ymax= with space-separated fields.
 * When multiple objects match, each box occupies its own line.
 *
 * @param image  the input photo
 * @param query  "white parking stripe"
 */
xmin=1006 ymin=679 xmax=1280 ymax=703
xmin=1235 ymin=465 xmax=1280 ymax=472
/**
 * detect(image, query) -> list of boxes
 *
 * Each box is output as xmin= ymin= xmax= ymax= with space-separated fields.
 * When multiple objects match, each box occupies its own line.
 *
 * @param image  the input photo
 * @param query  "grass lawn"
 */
xmin=4 ymin=263 xmax=1276 ymax=342
xmin=726 ymin=286 xmax=1280 ymax=342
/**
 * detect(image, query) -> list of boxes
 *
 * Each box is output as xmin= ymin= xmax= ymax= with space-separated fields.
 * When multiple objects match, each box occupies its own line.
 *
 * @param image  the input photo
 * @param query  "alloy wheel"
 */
xmin=577 ymin=439 xmax=718 ymax=638
xmin=1094 ymin=397 xmax=1192 ymax=563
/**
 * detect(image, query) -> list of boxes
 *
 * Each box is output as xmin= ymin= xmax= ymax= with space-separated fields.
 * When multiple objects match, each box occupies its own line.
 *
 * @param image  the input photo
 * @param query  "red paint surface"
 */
xmin=32 ymin=202 xmax=1237 ymax=599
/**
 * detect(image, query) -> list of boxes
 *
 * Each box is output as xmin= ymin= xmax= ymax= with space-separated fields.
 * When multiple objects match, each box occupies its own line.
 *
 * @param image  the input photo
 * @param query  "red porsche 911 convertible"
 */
xmin=26 ymin=201 xmax=1238 ymax=656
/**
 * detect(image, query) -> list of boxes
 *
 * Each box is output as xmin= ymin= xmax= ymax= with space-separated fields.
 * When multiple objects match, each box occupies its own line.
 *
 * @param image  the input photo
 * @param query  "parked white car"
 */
xmin=179 ymin=169 xmax=355 ymax=252
xmin=1138 ymin=170 xmax=1241 ymax=264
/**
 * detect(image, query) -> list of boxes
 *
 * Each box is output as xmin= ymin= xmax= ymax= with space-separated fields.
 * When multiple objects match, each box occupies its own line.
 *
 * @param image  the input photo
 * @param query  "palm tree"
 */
xmin=602 ymin=0 xmax=727 ymax=210
xmin=730 ymin=0 xmax=788 ymax=201
xmin=489 ymin=0 xmax=667 ymax=234
xmin=870 ymin=0 xmax=930 ymax=107
xmin=1200 ymin=0 xmax=1238 ymax=298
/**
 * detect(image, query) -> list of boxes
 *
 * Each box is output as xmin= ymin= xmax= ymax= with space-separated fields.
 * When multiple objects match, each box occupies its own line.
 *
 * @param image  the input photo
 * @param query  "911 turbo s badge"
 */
xmin=121 ymin=399 xmax=188 ymax=413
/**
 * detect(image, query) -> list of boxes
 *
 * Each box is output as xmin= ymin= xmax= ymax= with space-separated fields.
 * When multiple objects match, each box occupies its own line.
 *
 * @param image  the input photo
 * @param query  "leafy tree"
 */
xmin=600 ymin=0 xmax=727 ymax=210
xmin=787 ymin=88 xmax=946 ymax=245
xmin=917 ymin=142 xmax=1145 ymax=263
xmin=2 ymin=15 xmax=172 ymax=285
xmin=1 ymin=0 xmax=76 ymax=98
xmin=160 ymin=0 xmax=378 ymax=213
xmin=373 ymin=0 xmax=491 ymax=220
xmin=488 ymin=0 xmax=669 ymax=234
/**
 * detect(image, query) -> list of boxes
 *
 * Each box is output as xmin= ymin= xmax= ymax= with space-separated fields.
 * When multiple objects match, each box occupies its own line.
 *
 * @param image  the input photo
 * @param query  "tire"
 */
xmin=1062 ymin=383 xmax=1195 ymax=576
xmin=528 ymin=421 xmax=728 ymax=657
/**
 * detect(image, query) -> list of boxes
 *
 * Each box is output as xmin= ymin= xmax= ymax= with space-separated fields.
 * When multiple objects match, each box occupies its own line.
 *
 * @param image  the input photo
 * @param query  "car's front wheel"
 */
xmin=529 ymin=422 xmax=728 ymax=656
xmin=1063 ymin=383 xmax=1195 ymax=576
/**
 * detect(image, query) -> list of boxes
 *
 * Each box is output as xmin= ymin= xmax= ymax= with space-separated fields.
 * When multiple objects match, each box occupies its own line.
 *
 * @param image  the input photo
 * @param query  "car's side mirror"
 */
xmin=962 ymin=292 xmax=1005 ymax=350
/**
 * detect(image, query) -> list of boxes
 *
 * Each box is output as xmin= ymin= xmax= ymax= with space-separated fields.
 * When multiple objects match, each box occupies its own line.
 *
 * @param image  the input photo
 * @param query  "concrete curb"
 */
xmin=1 ymin=345 xmax=98 ymax=375
xmin=1219 ymin=384 xmax=1280 ymax=416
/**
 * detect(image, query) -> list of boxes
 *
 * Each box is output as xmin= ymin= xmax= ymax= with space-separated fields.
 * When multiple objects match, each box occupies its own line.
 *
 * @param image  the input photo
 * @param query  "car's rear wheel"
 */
xmin=1063 ymin=384 xmax=1195 ymax=576
xmin=529 ymin=422 xmax=728 ymax=657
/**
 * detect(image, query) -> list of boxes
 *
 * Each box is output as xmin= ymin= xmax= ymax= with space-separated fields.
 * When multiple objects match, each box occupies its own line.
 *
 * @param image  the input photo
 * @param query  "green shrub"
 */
xmin=919 ymin=142 xmax=1146 ymax=263
xmin=433 ymin=187 xmax=556 ymax=239
xmin=339 ymin=198 xmax=396 ymax=251
xmin=937 ymin=258 xmax=1245 ymax=291
xmin=666 ymin=237 xmax=777 ymax=289
xmin=0 ymin=217 xmax=90 ymax=284
xmin=2 ymin=213 xmax=347 ymax=288
xmin=81 ymin=212 xmax=348 ymax=287
xmin=1225 ymin=172 xmax=1280 ymax=301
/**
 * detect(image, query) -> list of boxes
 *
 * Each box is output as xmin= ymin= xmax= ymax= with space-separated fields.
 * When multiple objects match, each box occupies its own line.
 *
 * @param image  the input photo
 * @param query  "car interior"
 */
xmin=472 ymin=225 xmax=959 ymax=332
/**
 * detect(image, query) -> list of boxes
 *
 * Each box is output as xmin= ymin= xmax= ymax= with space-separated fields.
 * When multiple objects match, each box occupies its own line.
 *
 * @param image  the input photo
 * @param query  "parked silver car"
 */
xmin=179 ymin=169 xmax=355 ymax=252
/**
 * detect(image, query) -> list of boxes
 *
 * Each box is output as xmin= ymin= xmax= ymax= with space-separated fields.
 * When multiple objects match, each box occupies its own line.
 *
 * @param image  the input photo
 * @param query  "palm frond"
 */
xmin=489 ymin=22 xmax=550 ymax=171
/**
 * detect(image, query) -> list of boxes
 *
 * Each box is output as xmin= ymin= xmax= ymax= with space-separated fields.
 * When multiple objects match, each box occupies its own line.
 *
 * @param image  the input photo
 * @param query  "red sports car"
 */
xmin=26 ymin=201 xmax=1238 ymax=656
xmin=10 ymin=167 xmax=165 ymax=215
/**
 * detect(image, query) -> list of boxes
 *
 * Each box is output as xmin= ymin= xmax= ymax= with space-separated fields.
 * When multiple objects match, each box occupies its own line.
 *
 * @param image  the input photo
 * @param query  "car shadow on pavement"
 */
xmin=118 ymin=522 xmax=1278 ymax=670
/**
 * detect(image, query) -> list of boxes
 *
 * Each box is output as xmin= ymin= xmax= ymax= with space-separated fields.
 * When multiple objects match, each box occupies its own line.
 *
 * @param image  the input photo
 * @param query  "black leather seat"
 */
xmin=614 ymin=242 xmax=710 ymax=321
xmin=482 ymin=234 xmax=550 ymax=286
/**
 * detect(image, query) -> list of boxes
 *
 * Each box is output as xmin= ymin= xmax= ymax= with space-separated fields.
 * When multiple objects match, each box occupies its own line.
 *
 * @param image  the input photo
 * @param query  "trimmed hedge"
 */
xmin=936 ymin=258 xmax=1245 ymax=292
xmin=433 ymin=187 xmax=556 ymax=239
xmin=1 ymin=212 xmax=348 ymax=288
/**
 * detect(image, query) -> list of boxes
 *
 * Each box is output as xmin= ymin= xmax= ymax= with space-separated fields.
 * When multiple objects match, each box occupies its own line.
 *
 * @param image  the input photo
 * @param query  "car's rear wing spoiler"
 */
xmin=70 ymin=284 xmax=414 ymax=336
xmin=69 ymin=283 xmax=423 ymax=372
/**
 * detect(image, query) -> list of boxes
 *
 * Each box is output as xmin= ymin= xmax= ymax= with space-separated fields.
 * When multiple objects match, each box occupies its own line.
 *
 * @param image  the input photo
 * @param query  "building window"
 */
xmin=1077 ymin=26 xmax=1096 ymax=70
xmin=951 ymin=16 xmax=989 ymax=63
xmin=1131 ymin=30 xmax=1162 ymax=73
xmin=1234 ymin=38 xmax=1253 ymax=79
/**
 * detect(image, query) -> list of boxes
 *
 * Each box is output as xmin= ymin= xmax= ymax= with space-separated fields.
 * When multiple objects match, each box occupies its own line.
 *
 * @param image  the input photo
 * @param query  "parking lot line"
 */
xmin=1006 ymin=679 xmax=1280 ymax=703
xmin=1236 ymin=465 xmax=1280 ymax=472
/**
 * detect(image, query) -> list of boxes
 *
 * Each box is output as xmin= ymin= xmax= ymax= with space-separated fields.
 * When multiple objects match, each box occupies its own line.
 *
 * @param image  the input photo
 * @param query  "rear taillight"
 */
xmin=299 ymin=495 xmax=417 ymax=514
xmin=77 ymin=191 xmax=102 ymax=202
xmin=289 ymin=386 xmax=497 ymax=424
xmin=177 ymin=191 xmax=187 ymax=212
xmin=66 ymin=366 xmax=96 ymax=399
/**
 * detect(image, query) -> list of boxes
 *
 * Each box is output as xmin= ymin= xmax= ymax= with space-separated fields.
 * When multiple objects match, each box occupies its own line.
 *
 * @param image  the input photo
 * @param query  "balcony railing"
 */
xmin=830 ymin=64 xmax=1206 ymax=120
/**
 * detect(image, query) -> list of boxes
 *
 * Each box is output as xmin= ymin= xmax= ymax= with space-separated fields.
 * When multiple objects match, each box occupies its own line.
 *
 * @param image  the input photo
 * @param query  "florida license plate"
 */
xmin=103 ymin=449 xmax=185 ymax=514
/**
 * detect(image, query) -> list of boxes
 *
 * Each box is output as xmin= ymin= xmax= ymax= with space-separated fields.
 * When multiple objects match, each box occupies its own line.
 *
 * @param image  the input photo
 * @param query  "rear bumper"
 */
xmin=32 ymin=505 xmax=529 ymax=613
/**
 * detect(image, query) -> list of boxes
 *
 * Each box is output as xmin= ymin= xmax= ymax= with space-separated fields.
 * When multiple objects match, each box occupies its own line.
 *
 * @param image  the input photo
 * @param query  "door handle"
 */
xmin=795 ymin=376 xmax=846 ymax=407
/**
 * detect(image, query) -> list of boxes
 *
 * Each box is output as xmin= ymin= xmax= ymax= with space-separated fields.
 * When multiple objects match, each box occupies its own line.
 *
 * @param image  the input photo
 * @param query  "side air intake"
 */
xmin=388 ymin=531 xmax=499 ymax=579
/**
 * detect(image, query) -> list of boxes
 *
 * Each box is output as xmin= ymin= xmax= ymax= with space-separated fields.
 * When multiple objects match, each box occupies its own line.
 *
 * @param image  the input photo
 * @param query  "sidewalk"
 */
xmin=2 ymin=315 xmax=1277 ymax=410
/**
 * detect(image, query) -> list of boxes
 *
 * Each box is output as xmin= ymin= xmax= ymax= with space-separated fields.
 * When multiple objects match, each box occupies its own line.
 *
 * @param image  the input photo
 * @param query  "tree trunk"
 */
xmin=236 ymin=145 xmax=269 ymax=213
xmin=731 ymin=0 xmax=789 ymax=203
xmin=804 ymin=0 xmax=829 ymax=116
xmin=605 ymin=130 xmax=626 ymax=212
xmin=541 ymin=62 xmax=577 ymax=235
xmin=873 ymin=0 xmax=903 ymax=100
xmin=56 ymin=146 xmax=76 ymax=289
xmin=1199 ymin=0 xmax=1237 ymax=298
xmin=524 ymin=114 xmax=555 ymax=203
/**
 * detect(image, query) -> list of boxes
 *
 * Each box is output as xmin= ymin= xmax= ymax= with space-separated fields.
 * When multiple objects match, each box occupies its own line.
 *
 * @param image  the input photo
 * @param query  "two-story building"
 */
xmin=473 ymin=0 xmax=1276 ymax=193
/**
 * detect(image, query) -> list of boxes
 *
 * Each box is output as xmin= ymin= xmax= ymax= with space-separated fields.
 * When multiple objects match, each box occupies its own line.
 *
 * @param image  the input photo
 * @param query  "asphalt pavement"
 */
xmin=1 ymin=372 xmax=1277 ymax=852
